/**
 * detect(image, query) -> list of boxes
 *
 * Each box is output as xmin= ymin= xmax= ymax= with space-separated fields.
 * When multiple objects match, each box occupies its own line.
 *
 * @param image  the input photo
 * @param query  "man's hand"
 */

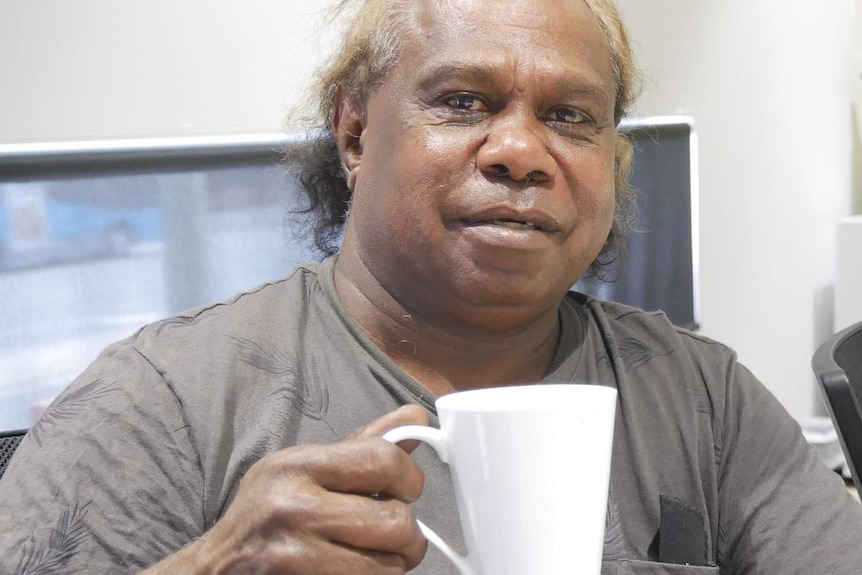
xmin=140 ymin=405 xmax=430 ymax=575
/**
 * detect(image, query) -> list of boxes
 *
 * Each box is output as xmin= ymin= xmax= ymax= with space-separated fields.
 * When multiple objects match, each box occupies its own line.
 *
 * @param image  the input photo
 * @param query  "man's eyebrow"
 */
xmin=551 ymin=77 xmax=614 ymax=105
xmin=417 ymin=62 xmax=614 ymax=104
xmin=416 ymin=63 xmax=500 ymax=91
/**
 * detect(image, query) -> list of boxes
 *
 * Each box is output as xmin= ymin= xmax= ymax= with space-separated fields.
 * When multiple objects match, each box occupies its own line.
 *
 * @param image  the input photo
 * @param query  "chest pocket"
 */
xmin=608 ymin=559 xmax=720 ymax=574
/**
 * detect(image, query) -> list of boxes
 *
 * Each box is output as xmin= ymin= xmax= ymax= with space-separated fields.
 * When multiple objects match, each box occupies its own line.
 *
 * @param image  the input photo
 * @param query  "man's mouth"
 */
xmin=456 ymin=206 xmax=558 ymax=235
xmin=488 ymin=219 xmax=542 ymax=231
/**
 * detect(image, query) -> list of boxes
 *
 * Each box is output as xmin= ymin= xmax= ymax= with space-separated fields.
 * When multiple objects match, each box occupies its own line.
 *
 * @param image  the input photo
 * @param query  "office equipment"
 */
xmin=812 ymin=320 xmax=862 ymax=487
xmin=0 ymin=428 xmax=26 ymax=480
xmin=577 ymin=116 xmax=699 ymax=329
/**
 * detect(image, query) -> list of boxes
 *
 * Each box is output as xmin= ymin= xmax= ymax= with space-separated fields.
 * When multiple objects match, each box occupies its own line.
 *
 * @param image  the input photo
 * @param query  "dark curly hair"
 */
xmin=286 ymin=0 xmax=640 ymax=279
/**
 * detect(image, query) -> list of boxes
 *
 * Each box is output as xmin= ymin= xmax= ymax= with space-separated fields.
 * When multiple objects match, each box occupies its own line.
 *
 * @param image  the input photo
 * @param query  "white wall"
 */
xmin=0 ymin=1 xmax=333 ymax=141
xmin=616 ymin=0 xmax=860 ymax=418
xmin=1 ymin=1 xmax=859 ymax=418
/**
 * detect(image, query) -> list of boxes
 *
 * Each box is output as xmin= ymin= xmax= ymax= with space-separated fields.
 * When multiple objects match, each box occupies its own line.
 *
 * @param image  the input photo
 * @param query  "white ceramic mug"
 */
xmin=383 ymin=384 xmax=617 ymax=575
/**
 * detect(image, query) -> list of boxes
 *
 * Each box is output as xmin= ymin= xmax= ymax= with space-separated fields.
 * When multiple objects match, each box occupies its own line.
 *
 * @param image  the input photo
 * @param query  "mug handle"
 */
xmin=383 ymin=425 xmax=474 ymax=575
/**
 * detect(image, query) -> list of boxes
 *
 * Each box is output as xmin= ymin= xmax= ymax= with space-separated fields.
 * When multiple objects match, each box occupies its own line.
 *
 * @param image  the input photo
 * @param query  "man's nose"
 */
xmin=476 ymin=115 xmax=557 ymax=184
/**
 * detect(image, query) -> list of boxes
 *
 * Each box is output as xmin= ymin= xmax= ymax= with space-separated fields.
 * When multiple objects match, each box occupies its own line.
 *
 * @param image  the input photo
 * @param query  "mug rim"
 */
xmin=435 ymin=383 xmax=617 ymax=412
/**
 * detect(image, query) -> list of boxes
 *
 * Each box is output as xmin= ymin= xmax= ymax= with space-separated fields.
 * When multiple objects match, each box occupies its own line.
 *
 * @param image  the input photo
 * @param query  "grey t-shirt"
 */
xmin=1 ymin=256 xmax=860 ymax=574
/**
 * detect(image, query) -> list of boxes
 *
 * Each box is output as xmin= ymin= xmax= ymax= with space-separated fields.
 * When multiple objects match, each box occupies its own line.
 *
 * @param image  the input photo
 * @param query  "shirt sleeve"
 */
xmin=0 ymin=338 xmax=205 ymax=575
xmin=715 ymin=360 xmax=862 ymax=574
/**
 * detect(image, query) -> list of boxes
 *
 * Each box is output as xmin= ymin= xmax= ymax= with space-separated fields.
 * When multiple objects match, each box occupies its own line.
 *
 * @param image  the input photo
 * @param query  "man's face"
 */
xmin=339 ymin=0 xmax=617 ymax=329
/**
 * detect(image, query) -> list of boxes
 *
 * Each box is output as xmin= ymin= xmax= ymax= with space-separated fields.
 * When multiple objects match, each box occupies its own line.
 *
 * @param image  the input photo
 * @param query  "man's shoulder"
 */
xmin=563 ymin=291 xmax=738 ymax=419
xmin=129 ymin=261 xmax=332 ymax=362
xmin=150 ymin=264 xmax=321 ymax=328
xmin=565 ymin=290 xmax=734 ymax=362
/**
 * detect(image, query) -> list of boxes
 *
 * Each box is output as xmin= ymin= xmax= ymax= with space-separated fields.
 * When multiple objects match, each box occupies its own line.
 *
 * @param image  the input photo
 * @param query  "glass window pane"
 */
xmin=0 ymin=139 xmax=313 ymax=431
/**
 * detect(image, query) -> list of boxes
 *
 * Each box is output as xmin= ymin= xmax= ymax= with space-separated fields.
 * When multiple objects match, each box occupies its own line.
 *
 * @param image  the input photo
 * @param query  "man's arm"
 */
xmin=0 ymin=342 xmax=204 ymax=574
xmin=0 ymin=340 xmax=428 ymax=575
xmin=715 ymin=362 xmax=862 ymax=573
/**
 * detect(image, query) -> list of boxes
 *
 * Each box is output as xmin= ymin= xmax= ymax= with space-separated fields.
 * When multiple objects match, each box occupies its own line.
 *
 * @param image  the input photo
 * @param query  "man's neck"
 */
xmin=333 ymin=256 xmax=562 ymax=397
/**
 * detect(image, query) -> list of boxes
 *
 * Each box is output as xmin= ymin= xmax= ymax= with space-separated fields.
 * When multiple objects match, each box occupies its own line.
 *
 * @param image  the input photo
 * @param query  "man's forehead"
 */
xmin=408 ymin=0 xmax=597 ymax=27
xmin=403 ymin=0 xmax=607 ymax=56
xmin=395 ymin=0 xmax=614 ymax=91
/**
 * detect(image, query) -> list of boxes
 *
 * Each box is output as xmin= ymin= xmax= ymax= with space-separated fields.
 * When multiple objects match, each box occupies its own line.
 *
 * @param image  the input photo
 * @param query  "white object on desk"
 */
xmin=854 ymin=51 xmax=861 ymax=141
xmin=835 ymin=217 xmax=862 ymax=333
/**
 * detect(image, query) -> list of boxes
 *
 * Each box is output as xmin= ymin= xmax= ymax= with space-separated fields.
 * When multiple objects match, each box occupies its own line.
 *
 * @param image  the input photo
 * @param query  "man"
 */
xmin=1 ymin=0 xmax=860 ymax=573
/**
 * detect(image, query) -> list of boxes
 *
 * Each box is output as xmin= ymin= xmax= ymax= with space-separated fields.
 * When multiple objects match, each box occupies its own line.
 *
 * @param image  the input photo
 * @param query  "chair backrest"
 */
xmin=813 ymin=320 xmax=862 ymax=487
xmin=0 ymin=429 xmax=26 ymax=481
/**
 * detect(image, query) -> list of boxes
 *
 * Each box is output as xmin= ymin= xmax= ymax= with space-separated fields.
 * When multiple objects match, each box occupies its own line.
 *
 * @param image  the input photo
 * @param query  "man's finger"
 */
xmin=348 ymin=404 xmax=429 ymax=453
xmin=270 ymin=439 xmax=425 ymax=502
xmin=291 ymin=489 xmax=427 ymax=559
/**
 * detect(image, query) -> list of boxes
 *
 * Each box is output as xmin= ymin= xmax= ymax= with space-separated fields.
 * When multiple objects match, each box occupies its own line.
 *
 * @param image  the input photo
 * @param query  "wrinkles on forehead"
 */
xmin=397 ymin=0 xmax=614 ymax=79
xmin=403 ymin=0 xmax=608 ymax=44
xmin=391 ymin=0 xmax=615 ymax=106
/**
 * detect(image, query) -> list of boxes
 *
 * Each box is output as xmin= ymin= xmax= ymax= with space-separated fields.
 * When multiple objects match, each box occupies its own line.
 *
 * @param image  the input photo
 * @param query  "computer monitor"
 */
xmin=575 ymin=116 xmax=699 ymax=330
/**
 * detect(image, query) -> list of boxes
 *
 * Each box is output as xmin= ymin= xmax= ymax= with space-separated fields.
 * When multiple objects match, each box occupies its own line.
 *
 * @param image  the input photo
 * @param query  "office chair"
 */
xmin=0 ymin=429 xmax=26 ymax=480
xmin=812 ymin=320 xmax=862 ymax=488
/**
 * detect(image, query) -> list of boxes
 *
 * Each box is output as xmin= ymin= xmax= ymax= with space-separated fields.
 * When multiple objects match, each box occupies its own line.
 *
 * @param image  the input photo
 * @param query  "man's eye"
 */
xmin=444 ymin=94 xmax=486 ymax=112
xmin=551 ymin=107 xmax=587 ymax=124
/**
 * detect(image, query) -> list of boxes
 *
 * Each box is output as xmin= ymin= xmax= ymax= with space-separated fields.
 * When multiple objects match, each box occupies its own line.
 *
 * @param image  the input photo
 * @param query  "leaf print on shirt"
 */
xmin=617 ymin=337 xmax=672 ymax=369
xmin=152 ymin=313 xmax=214 ymax=337
xmin=231 ymin=336 xmax=330 ymax=420
xmin=603 ymin=485 xmax=626 ymax=562
xmin=598 ymin=337 xmax=673 ymax=372
xmin=15 ymin=502 xmax=90 ymax=575
xmin=30 ymin=379 xmax=118 ymax=448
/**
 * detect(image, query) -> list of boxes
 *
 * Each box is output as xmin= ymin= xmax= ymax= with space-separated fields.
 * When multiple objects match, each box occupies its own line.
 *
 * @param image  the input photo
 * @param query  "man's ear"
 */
xmin=332 ymin=86 xmax=367 ymax=191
